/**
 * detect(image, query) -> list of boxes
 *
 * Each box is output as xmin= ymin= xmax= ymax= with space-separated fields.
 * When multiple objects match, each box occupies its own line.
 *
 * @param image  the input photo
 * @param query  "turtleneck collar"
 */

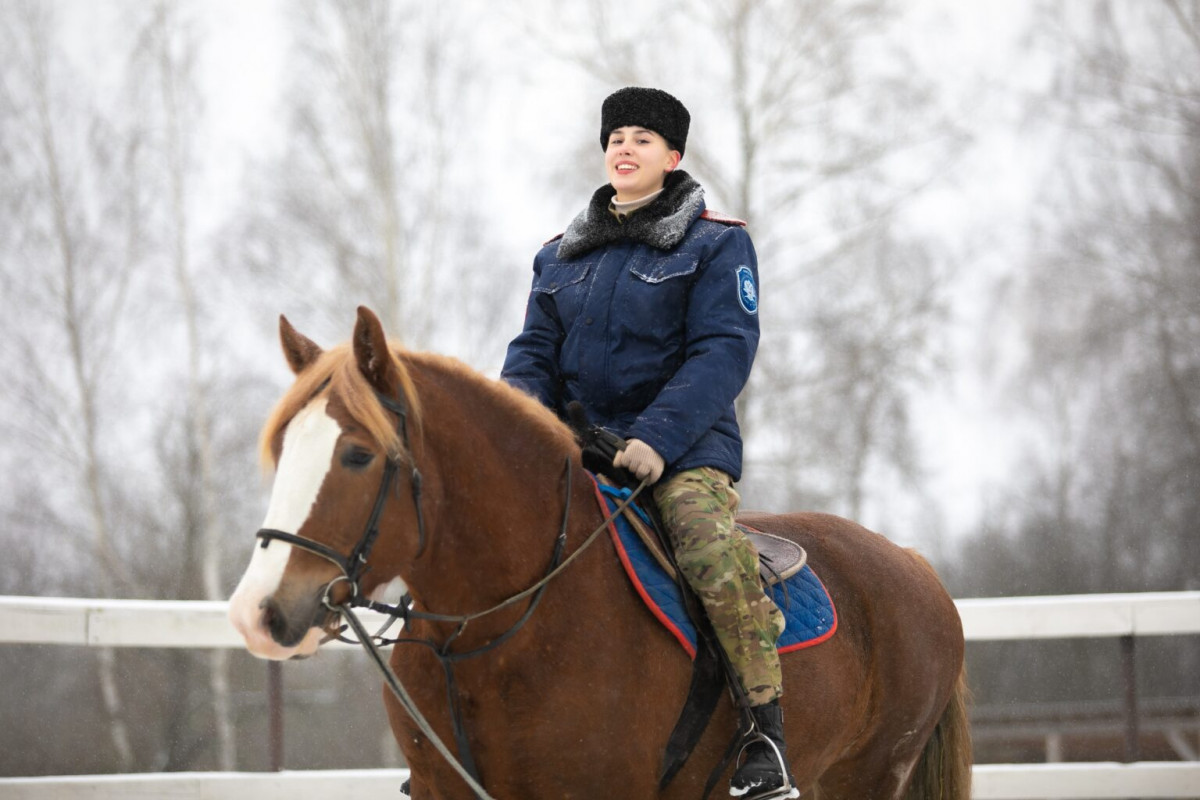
xmin=610 ymin=187 xmax=665 ymax=221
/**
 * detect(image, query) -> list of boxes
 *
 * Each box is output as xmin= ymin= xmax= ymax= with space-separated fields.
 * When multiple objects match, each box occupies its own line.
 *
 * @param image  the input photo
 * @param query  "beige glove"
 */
xmin=612 ymin=439 xmax=666 ymax=484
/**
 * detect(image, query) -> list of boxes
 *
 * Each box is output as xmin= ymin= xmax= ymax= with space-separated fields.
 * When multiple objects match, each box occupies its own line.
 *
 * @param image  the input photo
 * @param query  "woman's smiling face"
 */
xmin=605 ymin=126 xmax=681 ymax=202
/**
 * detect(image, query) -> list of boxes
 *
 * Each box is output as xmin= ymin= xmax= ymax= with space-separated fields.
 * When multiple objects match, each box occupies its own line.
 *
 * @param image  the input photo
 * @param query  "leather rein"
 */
xmin=252 ymin=387 xmax=647 ymax=799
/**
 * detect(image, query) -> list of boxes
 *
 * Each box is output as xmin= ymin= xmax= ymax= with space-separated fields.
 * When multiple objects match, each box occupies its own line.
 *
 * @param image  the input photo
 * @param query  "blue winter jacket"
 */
xmin=501 ymin=171 xmax=760 ymax=482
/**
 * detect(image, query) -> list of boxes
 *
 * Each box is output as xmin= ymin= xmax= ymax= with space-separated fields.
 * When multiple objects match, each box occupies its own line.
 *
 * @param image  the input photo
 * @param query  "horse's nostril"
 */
xmin=260 ymin=596 xmax=315 ymax=647
xmin=261 ymin=598 xmax=287 ymax=641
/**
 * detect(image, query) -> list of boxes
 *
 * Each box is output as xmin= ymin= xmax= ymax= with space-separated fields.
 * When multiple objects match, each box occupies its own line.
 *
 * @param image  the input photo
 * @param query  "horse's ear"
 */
xmin=353 ymin=306 xmax=397 ymax=394
xmin=279 ymin=314 xmax=323 ymax=375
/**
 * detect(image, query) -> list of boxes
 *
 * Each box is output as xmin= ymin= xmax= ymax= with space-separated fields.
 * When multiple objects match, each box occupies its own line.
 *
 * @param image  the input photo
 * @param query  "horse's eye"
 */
xmin=341 ymin=447 xmax=375 ymax=469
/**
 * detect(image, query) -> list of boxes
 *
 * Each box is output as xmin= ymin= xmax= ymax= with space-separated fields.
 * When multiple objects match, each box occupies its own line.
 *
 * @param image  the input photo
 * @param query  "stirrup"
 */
xmin=732 ymin=786 xmax=799 ymax=800
xmin=729 ymin=731 xmax=799 ymax=800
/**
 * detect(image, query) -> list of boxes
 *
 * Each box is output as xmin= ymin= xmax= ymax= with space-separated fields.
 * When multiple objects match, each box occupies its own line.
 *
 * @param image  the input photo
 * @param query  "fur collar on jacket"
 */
xmin=556 ymin=170 xmax=705 ymax=260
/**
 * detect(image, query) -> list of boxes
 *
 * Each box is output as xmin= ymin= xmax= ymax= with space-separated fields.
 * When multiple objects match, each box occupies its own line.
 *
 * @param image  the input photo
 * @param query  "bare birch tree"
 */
xmin=226 ymin=0 xmax=513 ymax=363
xmin=1009 ymin=0 xmax=1200 ymax=589
xmin=126 ymin=0 xmax=237 ymax=769
xmin=0 ymin=0 xmax=146 ymax=770
xmin=946 ymin=1 xmax=1200 ymax=746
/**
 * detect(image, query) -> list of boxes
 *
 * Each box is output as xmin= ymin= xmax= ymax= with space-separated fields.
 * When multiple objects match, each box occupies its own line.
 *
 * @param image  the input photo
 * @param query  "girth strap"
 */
xmin=659 ymin=639 xmax=724 ymax=787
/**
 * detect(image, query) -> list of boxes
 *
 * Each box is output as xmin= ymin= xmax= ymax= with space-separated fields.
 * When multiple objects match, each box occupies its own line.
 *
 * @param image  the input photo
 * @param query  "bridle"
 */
xmin=251 ymin=385 xmax=648 ymax=800
xmin=255 ymin=391 xmax=425 ymax=610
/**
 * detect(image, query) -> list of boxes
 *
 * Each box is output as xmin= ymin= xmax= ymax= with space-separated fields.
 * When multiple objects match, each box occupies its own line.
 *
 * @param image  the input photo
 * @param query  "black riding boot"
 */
xmin=729 ymin=700 xmax=798 ymax=799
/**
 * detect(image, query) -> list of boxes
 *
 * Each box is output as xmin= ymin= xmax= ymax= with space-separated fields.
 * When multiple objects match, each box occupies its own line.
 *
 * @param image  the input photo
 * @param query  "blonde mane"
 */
xmin=258 ymin=343 xmax=422 ymax=471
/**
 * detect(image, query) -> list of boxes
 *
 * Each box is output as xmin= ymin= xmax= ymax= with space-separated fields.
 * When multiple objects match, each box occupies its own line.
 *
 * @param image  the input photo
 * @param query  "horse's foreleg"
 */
xmin=381 ymin=679 xmax=432 ymax=800
xmin=400 ymin=774 xmax=434 ymax=800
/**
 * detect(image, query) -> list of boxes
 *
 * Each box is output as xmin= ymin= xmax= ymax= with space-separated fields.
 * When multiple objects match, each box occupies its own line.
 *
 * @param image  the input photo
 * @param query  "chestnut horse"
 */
xmin=229 ymin=307 xmax=970 ymax=800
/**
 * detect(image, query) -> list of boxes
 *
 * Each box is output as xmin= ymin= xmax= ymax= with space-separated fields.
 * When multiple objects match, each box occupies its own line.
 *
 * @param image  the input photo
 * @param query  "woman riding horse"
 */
xmin=501 ymin=87 xmax=791 ymax=798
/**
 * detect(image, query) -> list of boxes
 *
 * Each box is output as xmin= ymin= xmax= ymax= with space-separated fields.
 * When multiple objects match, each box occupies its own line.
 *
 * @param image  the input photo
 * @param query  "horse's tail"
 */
xmin=904 ymin=666 xmax=973 ymax=800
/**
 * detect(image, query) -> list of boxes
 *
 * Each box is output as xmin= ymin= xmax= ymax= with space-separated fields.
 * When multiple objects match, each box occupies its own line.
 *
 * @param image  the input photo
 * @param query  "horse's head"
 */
xmin=229 ymin=307 xmax=421 ymax=660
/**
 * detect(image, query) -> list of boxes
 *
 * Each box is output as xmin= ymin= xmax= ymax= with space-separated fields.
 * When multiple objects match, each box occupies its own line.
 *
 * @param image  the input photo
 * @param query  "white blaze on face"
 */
xmin=228 ymin=397 xmax=342 ymax=658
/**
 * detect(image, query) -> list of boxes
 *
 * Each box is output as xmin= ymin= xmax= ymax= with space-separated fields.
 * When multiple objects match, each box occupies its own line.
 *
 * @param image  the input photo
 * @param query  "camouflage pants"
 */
xmin=654 ymin=467 xmax=784 ymax=706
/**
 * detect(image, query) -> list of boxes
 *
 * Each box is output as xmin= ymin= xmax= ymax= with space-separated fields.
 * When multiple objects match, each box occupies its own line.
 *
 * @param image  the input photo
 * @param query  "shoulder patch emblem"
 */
xmin=736 ymin=265 xmax=758 ymax=315
xmin=700 ymin=209 xmax=748 ymax=227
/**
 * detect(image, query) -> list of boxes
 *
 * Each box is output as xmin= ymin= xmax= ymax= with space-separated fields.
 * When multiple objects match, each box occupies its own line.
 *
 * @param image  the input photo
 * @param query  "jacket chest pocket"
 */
xmin=533 ymin=263 xmax=591 ymax=325
xmin=629 ymin=253 xmax=699 ymax=284
xmin=622 ymin=253 xmax=699 ymax=338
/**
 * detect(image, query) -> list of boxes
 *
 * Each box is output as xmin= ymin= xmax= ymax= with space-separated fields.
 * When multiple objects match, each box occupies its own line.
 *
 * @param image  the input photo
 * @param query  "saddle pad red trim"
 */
xmin=593 ymin=481 xmax=698 ymax=658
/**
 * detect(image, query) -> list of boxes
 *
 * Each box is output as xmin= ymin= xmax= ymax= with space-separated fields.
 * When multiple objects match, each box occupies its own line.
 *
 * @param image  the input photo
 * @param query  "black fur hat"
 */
xmin=599 ymin=87 xmax=690 ymax=155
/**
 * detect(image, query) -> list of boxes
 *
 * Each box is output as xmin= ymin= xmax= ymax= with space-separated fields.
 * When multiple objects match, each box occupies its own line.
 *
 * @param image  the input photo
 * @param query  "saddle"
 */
xmin=594 ymin=476 xmax=836 ymax=659
xmin=605 ymin=484 xmax=807 ymax=587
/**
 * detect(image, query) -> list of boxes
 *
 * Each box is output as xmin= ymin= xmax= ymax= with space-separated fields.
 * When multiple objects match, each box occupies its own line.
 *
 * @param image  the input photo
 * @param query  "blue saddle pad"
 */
xmin=595 ymin=480 xmax=838 ymax=659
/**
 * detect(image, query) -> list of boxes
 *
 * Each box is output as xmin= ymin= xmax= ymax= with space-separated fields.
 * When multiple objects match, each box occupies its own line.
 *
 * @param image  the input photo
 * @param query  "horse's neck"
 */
xmin=404 ymin=363 xmax=584 ymax=610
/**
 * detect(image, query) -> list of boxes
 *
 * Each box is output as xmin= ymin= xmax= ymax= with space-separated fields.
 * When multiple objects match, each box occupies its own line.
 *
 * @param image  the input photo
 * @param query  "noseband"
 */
xmin=254 ymin=390 xmax=425 ymax=608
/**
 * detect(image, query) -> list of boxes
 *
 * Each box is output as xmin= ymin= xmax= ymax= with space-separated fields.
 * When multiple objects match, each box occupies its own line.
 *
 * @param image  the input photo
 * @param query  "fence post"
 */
xmin=269 ymin=661 xmax=284 ymax=771
xmin=1120 ymin=634 xmax=1140 ymax=762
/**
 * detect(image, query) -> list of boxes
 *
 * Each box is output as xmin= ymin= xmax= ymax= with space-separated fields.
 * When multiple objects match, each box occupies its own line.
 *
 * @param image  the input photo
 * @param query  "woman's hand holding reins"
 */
xmin=612 ymin=439 xmax=665 ymax=484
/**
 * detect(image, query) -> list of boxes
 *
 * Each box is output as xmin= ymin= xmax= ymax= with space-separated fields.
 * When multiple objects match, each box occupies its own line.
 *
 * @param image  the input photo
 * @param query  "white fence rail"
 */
xmin=0 ymin=595 xmax=391 ymax=648
xmin=2 ymin=763 xmax=1200 ymax=799
xmin=2 ymin=591 xmax=1198 ymax=799
xmin=957 ymin=592 xmax=1200 ymax=640
xmin=3 ymin=591 xmax=1198 ymax=648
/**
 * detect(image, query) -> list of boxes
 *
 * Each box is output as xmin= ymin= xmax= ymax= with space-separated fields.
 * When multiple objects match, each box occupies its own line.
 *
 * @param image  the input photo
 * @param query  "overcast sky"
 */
xmin=71 ymin=0 xmax=1050 ymax=545
xmin=194 ymin=0 xmax=1045 ymax=543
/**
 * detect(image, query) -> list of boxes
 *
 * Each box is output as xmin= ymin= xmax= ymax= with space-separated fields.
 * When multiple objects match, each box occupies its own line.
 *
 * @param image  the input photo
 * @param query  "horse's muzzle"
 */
xmin=229 ymin=585 xmax=327 ymax=660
